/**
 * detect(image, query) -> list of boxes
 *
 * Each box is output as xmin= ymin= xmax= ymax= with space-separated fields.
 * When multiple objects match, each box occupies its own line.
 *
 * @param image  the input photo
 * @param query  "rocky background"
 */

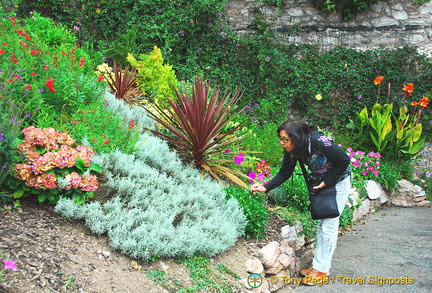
xmin=225 ymin=0 xmax=432 ymax=56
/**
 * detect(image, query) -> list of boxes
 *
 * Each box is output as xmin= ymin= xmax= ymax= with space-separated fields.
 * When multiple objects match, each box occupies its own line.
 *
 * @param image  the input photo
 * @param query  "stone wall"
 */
xmin=225 ymin=0 xmax=432 ymax=56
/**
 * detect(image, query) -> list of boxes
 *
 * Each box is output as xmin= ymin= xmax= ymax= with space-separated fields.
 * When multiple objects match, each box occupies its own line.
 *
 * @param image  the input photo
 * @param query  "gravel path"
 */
xmin=279 ymin=206 xmax=432 ymax=293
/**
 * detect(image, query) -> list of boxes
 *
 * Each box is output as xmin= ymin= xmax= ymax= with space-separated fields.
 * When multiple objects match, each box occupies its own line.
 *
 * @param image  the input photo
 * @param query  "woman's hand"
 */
xmin=250 ymin=183 xmax=266 ymax=194
xmin=312 ymin=181 xmax=326 ymax=190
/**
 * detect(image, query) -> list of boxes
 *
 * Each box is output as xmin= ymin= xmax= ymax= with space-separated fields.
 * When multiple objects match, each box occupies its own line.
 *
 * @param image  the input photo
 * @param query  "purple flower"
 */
xmin=234 ymin=153 xmax=245 ymax=165
xmin=257 ymin=172 xmax=265 ymax=181
xmin=25 ymin=113 xmax=31 ymax=118
xmin=224 ymin=149 xmax=231 ymax=154
xmin=73 ymin=26 xmax=80 ymax=31
xmin=266 ymin=56 xmax=271 ymax=61
xmin=3 ymin=260 xmax=17 ymax=271
xmin=2 ymin=165 xmax=7 ymax=169
xmin=426 ymin=172 xmax=431 ymax=179
xmin=357 ymin=95 xmax=363 ymax=99
xmin=38 ymin=89 xmax=43 ymax=93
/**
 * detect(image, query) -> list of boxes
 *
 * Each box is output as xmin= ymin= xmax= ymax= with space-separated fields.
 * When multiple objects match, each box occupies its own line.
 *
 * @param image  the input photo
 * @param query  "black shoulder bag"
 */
xmin=299 ymin=162 xmax=340 ymax=220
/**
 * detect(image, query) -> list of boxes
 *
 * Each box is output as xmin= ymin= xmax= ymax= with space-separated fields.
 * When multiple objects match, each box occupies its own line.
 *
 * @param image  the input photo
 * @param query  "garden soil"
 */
xmin=0 ymin=200 xmax=431 ymax=293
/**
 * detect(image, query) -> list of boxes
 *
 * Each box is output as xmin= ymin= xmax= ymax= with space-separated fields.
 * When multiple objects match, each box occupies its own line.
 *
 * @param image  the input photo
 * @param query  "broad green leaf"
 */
xmin=13 ymin=189 xmax=24 ymax=199
xmin=38 ymin=193 xmax=47 ymax=202
xmin=75 ymin=157 xmax=86 ymax=172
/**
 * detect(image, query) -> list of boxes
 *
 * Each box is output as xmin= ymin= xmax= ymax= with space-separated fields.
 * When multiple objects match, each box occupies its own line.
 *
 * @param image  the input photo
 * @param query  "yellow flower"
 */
xmin=95 ymin=8 xmax=101 ymax=13
xmin=315 ymin=94 xmax=323 ymax=101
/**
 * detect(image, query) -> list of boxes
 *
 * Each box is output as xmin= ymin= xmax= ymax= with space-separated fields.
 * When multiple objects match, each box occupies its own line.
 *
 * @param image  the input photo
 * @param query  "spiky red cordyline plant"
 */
xmin=101 ymin=61 xmax=139 ymax=99
xmin=143 ymin=78 xmax=250 ymax=188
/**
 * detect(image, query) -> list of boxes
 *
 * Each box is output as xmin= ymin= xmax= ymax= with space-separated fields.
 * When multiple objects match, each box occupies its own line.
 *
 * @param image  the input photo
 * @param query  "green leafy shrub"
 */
xmin=0 ymin=10 xmax=104 ymax=119
xmin=225 ymin=185 xmax=269 ymax=239
xmin=127 ymin=46 xmax=178 ymax=103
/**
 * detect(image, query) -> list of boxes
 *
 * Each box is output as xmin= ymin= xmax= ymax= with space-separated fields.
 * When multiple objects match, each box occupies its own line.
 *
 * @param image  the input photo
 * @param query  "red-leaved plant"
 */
xmin=100 ymin=61 xmax=139 ymax=99
xmin=143 ymin=78 xmax=250 ymax=187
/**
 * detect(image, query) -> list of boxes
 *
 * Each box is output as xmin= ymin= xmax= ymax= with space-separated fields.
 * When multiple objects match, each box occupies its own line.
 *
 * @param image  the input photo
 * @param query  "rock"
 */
xmin=391 ymin=180 xmax=431 ymax=207
xmin=258 ymin=241 xmax=280 ymax=269
xmin=245 ymin=257 xmax=264 ymax=274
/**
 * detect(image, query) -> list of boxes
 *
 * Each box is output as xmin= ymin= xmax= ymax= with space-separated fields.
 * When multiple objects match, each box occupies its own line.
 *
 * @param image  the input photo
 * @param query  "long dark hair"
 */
xmin=277 ymin=119 xmax=317 ymax=158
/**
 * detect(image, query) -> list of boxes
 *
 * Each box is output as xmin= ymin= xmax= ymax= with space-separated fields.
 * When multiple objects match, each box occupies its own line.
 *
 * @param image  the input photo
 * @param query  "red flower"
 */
xmin=128 ymin=119 xmax=135 ymax=129
xmin=24 ymin=84 xmax=32 ymax=91
xmin=97 ymin=74 xmax=104 ymax=82
xmin=53 ymin=61 xmax=58 ymax=67
xmin=30 ymin=50 xmax=38 ymax=55
xmin=79 ymin=57 xmax=85 ymax=66
xmin=103 ymin=134 xmax=110 ymax=145
xmin=31 ymin=72 xmax=36 ymax=76
xmin=43 ymin=64 xmax=49 ymax=71
xmin=45 ymin=77 xmax=56 ymax=92
xmin=412 ymin=96 xmax=429 ymax=108
xmin=0 ymin=48 xmax=4 ymax=55
xmin=373 ymin=76 xmax=384 ymax=85
xmin=403 ymin=83 xmax=414 ymax=96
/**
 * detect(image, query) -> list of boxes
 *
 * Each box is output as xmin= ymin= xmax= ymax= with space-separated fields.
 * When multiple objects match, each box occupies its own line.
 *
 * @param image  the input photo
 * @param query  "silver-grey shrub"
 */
xmin=55 ymin=94 xmax=247 ymax=260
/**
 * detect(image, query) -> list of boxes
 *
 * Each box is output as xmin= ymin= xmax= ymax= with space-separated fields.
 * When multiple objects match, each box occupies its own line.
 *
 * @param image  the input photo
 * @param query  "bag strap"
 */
xmin=298 ymin=161 xmax=308 ymax=184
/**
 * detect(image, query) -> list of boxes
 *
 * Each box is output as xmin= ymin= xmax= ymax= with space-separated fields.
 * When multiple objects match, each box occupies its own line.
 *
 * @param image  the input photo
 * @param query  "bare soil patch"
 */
xmin=0 ymin=199 xmax=289 ymax=293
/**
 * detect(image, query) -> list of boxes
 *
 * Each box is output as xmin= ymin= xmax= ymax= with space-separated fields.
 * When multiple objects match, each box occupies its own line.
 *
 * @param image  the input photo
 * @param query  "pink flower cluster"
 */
xmin=248 ymin=159 xmax=273 ymax=184
xmin=14 ymin=126 xmax=99 ymax=191
xmin=347 ymin=148 xmax=381 ymax=178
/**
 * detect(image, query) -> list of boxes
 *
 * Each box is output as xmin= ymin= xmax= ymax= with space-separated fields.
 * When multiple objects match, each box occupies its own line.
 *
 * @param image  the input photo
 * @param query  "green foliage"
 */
xmin=312 ymin=0 xmax=379 ymax=21
xmin=272 ymin=206 xmax=318 ymax=240
xmin=375 ymin=161 xmax=402 ymax=193
xmin=270 ymin=167 xmax=310 ymax=214
xmin=177 ymin=255 xmax=241 ymax=293
xmin=0 ymin=100 xmax=28 ymax=189
xmin=0 ymin=10 xmax=105 ymax=119
xmin=143 ymin=78 xmax=250 ymax=187
xmin=418 ymin=170 xmax=431 ymax=200
xmin=127 ymin=46 xmax=178 ymax=103
xmin=225 ymin=185 xmax=269 ymax=239
xmin=339 ymin=205 xmax=354 ymax=229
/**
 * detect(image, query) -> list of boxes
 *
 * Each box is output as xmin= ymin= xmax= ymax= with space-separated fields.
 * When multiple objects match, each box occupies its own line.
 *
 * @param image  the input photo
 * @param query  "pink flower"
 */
xmin=72 ymin=120 xmax=78 ymax=125
xmin=248 ymin=171 xmax=256 ymax=180
xmin=4 ymin=259 xmax=17 ymax=271
xmin=234 ymin=153 xmax=245 ymax=165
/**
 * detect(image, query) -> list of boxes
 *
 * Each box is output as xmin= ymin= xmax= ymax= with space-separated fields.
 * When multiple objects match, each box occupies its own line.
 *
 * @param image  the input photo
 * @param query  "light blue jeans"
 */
xmin=312 ymin=174 xmax=352 ymax=273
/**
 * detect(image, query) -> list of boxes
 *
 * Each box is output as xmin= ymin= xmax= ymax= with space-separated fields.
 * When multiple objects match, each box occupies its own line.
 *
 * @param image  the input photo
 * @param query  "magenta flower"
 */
xmin=4 ymin=260 xmax=17 ymax=271
xmin=234 ymin=153 xmax=245 ymax=165
xmin=248 ymin=171 xmax=256 ymax=180
xmin=257 ymin=172 xmax=265 ymax=181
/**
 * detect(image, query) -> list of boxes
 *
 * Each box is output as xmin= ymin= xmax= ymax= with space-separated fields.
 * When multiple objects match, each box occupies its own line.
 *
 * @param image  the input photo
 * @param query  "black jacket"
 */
xmin=263 ymin=130 xmax=351 ymax=193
